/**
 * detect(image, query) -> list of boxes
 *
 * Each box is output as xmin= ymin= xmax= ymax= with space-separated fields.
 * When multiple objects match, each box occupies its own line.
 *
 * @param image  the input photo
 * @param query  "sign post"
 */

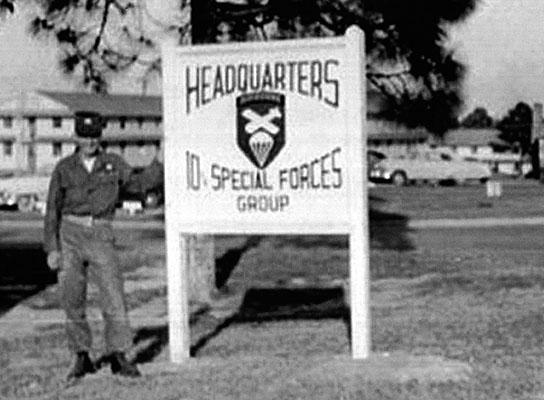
xmin=161 ymin=26 xmax=369 ymax=362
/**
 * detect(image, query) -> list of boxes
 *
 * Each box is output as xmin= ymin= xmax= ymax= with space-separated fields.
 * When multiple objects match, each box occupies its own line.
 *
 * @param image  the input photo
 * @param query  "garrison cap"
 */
xmin=74 ymin=111 xmax=104 ymax=138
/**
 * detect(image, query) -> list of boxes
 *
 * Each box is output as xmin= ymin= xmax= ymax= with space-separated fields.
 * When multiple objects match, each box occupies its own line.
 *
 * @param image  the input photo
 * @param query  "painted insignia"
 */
xmin=236 ymin=92 xmax=285 ymax=169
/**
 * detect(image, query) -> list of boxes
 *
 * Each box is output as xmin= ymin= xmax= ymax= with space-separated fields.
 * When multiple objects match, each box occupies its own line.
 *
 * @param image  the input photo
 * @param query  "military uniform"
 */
xmin=43 ymin=112 xmax=163 ymax=381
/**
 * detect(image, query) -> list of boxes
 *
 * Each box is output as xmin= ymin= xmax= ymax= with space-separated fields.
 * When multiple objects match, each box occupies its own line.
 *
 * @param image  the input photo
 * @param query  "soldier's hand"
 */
xmin=47 ymin=250 xmax=62 ymax=271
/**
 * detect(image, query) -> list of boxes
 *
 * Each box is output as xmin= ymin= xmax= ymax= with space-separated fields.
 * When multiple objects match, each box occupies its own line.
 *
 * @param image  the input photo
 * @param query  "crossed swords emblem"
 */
xmin=242 ymin=107 xmax=282 ymax=135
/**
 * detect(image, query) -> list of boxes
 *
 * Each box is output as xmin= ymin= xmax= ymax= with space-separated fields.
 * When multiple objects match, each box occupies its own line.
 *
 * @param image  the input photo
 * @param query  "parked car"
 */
xmin=0 ymin=175 xmax=51 ymax=213
xmin=368 ymin=150 xmax=491 ymax=186
xmin=116 ymin=167 xmax=164 ymax=210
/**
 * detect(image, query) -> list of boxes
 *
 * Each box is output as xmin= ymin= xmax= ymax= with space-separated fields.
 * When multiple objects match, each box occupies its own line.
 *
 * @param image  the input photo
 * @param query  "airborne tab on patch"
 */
xmin=236 ymin=92 xmax=285 ymax=169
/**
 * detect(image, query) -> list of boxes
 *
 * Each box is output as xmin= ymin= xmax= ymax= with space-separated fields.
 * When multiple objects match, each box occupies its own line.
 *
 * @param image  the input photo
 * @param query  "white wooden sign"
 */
xmin=162 ymin=26 xmax=369 ymax=362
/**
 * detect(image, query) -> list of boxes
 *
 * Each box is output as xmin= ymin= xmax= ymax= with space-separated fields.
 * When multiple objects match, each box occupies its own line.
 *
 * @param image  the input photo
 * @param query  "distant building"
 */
xmin=0 ymin=89 xmax=435 ymax=175
xmin=367 ymin=120 xmax=430 ymax=156
xmin=0 ymin=91 xmax=162 ymax=174
xmin=438 ymin=127 xmax=509 ymax=157
xmin=366 ymin=91 xmax=431 ymax=156
xmin=436 ymin=127 xmax=527 ymax=175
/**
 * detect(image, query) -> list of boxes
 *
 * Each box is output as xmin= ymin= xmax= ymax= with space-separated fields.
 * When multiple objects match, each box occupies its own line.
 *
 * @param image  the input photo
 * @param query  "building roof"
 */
xmin=37 ymin=91 xmax=162 ymax=118
xmin=442 ymin=128 xmax=508 ymax=147
xmin=39 ymin=90 xmax=386 ymax=118
xmin=368 ymin=119 xmax=429 ymax=141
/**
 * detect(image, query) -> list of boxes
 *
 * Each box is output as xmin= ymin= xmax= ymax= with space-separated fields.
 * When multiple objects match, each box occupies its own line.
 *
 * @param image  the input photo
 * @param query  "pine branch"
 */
xmin=92 ymin=0 xmax=113 ymax=52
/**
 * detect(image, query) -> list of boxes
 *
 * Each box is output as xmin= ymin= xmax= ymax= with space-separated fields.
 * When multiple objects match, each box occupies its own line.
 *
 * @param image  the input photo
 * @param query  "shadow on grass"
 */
xmin=129 ymin=199 xmax=413 ymax=362
xmin=369 ymin=195 xmax=415 ymax=251
xmin=131 ymin=286 xmax=350 ymax=361
xmin=0 ymin=237 xmax=57 ymax=316
xmin=233 ymin=287 xmax=348 ymax=322
xmin=215 ymin=236 xmax=263 ymax=289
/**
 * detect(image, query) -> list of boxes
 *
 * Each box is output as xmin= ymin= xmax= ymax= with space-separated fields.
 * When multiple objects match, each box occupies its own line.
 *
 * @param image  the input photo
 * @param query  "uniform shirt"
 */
xmin=43 ymin=150 xmax=163 ymax=253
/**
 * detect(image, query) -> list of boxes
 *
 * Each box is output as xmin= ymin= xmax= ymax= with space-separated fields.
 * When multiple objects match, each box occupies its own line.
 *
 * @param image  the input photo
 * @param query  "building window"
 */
xmin=137 ymin=118 xmax=144 ymax=128
xmin=154 ymin=118 xmax=161 ymax=126
xmin=137 ymin=140 xmax=146 ymax=154
xmin=52 ymin=142 xmax=62 ymax=157
xmin=52 ymin=117 xmax=62 ymax=128
xmin=2 ymin=117 xmax=13 ymax=129
xmin=3 ymin=141 xmax=13 ymax=157
xmin=119 ymin=141 xmax=127 ymax=155
xmin=119 ymin=117 xmax=126 ymax=130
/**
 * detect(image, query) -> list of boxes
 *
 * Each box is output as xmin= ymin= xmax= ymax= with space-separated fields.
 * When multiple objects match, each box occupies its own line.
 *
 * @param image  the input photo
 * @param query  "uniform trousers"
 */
xmin=58 ymin=218 xmax=132 ymax=354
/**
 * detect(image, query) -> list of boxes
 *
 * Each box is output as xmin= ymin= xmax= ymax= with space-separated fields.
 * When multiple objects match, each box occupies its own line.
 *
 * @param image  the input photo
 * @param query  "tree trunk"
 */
xmin=191 ymin=0 xmax=215 ymax=44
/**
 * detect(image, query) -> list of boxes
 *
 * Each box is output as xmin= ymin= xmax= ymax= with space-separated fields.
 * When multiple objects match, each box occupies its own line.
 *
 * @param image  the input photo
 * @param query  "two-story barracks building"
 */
xmin=0 ymin=89 xmax=432 ymax=176
xmin=0 ymin=90 xmax=162 ymax=175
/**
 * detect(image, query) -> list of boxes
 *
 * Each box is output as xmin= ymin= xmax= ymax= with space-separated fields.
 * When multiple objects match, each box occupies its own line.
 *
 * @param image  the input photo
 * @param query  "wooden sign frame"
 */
xmin=161 ymin=26 xmax=369 ymax=362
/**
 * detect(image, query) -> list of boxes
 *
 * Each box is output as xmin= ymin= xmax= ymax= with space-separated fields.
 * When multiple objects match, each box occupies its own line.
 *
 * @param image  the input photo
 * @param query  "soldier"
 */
xmin=43 ymin=111 xmax=163 ymax=383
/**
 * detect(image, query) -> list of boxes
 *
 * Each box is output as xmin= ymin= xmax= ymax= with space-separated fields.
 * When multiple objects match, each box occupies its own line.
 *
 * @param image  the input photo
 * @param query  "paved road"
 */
xmin=4 ymin=214 xmax=544 ymax=231
xmin=3 ymin=214 xmax=544 ymax=255
xmin=0 ymin=218 xmax=164 ymax=231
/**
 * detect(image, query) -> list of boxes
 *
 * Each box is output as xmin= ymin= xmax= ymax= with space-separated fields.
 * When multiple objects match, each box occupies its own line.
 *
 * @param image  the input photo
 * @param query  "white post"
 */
xmin=162 ymin=41 xmax=191 ymax=362
xmin=486 ymin=180 xmax=494 ymax=197
xmin=345 ymin=26 xmax=370 ymax=359
xmin=165 ymin=228 xmax=191 ymax=362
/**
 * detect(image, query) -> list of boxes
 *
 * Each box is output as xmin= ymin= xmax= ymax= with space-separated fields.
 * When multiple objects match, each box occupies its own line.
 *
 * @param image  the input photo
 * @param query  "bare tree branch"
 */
xmin=92 ymin=0 xmax=113 ymax=52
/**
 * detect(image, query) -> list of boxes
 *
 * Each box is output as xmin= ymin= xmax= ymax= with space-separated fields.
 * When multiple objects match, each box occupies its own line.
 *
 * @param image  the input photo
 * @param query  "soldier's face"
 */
xmin=76 ymin=137 xmax=100 ymax=157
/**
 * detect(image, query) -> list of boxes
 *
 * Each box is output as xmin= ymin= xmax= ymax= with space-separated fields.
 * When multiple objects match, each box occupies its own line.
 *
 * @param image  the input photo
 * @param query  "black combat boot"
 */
xmin=66 ymin=351 xmax=96 ymax=384
xmin=109 ymin=352 xmax=141 ymax=378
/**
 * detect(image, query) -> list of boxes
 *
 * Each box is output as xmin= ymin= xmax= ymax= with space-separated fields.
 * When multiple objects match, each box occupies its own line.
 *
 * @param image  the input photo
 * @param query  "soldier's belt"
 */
xmin=63 ymin=214 xmax=112 ymax=227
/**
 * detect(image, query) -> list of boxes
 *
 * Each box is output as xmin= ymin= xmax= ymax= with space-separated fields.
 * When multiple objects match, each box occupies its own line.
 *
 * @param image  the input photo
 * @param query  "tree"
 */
xmin=460 ymin=107 xmax=494 ymax=128
xmin=0 ymin=0 xmax=480 ymax=301
xmin=2 ymin=0 xmax=478 ymax=134
xmin=497 ymin=102 xmax=533 ymax=154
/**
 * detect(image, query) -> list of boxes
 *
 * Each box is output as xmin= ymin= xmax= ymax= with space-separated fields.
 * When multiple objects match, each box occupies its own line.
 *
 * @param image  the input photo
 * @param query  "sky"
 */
xmin=0 ymin=0 xmax=542 ymax=119
xmin=450 ymin=0 xmax=544 ymax=118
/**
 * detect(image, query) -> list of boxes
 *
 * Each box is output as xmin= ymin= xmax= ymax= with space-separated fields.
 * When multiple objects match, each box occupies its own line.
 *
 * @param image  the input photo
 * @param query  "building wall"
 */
xmin=0 ymin=115 xmax=163 ymax=173
xmin=122 ymin=142 xmax=160 ymax=167
xmin=20 ymin=117 xmax=75 ymax=174
xmin=104 ymin=141 xmax=161 ymax=167
xmin=446 ymin=145 xmax=494 ymax=157
xmin=367 ymin=119 xmax=430 ymax=156
xmin=0 ymin=116 xmax=20 ymax=171
xmin=33 ymin=117 xmax=74 ymax=141
xmin=0 ymin=92 xmax=166 ymax=174
xmin=35 ymin=141 xmax=76 ymax=174
xmin=368 ymin=139 xmax=429 ymax=157
xmin=102 ymin=116 xmax=162 ymax=167
xmin=102 ymin=118 xmax=163 ymax=139
xmin=0 ymin=138 xmax=17 ymax=171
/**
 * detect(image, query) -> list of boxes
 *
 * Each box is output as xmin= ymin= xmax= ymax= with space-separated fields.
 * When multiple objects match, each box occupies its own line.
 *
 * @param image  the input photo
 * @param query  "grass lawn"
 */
xmin=2 ymin=222 xmax=544 ymax=399
xmin=3 ymin=181 xmax=544 ymax=398
xmin=370 ymin=178 xmax=544 ymax=220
